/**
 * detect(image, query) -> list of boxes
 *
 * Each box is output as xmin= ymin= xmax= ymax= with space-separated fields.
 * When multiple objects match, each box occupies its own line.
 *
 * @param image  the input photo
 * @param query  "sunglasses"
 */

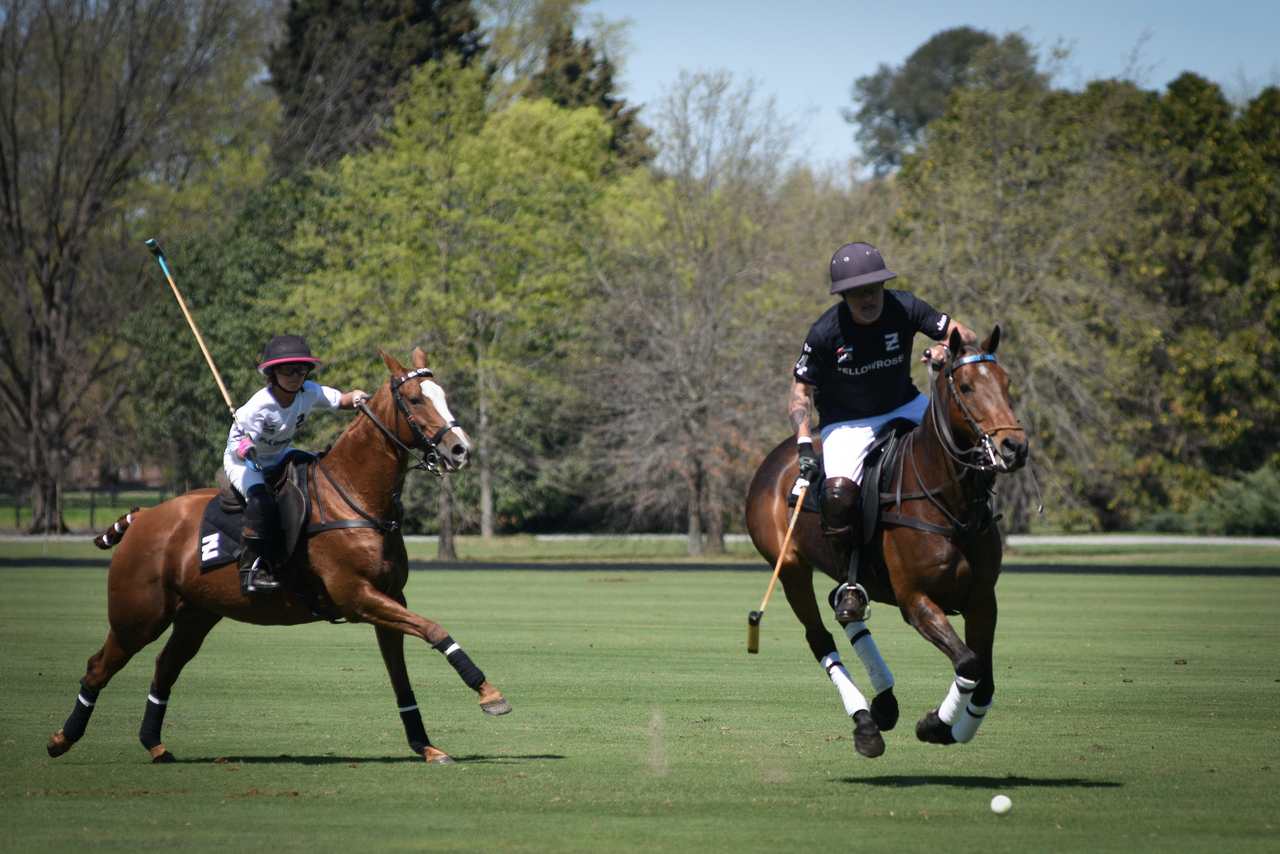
xmin=275 ymin=364 xmax=311 ymax=378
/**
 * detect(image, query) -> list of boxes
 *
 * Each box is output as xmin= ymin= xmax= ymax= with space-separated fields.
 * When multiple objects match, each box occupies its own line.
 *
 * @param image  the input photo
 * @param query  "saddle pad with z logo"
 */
xmin=198 ymin=496 xmax=243 ymax=571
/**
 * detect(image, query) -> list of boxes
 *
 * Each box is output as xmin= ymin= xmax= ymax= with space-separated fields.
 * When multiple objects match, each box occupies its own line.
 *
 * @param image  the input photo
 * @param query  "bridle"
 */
xmin=356 ymin=367 xmax=461 ymax=476
xmin=929 ymin=352 xmax=1022 ymax=473
xmin=878 ymin=347 xmax=1022 ymax=546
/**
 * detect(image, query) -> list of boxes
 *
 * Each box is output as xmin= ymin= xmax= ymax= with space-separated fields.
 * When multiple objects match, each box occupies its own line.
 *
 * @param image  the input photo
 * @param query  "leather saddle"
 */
xmin=213 ymin=449 xmax=314 ymax=561
xmin=787 ymin=417 xmax=917 ymax=529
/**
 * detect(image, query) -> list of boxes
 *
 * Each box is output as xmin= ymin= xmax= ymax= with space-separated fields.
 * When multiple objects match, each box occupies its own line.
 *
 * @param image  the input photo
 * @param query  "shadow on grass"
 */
xmin=840 ymin=775 xmax=1122 ymax=789
xmin=180 ymin=753 xmax=566 ymax=766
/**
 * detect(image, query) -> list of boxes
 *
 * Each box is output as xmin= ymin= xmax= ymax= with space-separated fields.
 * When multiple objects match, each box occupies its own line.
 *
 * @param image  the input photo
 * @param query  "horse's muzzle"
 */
xmin=997 ymin=433 xmax=1029 ymax=472
xmin=439 ymin=428 xmax=473 ymax=471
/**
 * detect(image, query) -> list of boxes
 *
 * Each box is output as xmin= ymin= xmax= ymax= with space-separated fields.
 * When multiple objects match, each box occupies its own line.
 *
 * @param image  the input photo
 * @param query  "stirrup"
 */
xmin=240 ymin=557 xmax=281 ymax=595
xmin=833 ymin=582 xmax=870 ymax=624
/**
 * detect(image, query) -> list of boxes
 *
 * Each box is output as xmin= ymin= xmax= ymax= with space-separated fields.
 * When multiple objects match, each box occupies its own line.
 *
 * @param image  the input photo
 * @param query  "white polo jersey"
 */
xmin=223 ymin=381 xmax=344 ymax=469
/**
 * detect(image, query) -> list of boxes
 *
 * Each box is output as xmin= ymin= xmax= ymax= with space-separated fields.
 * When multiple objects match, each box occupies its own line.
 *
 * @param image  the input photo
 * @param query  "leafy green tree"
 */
xmin=845 ymin=28 xmax=1041 ymax=173
xmin=267 ymin=0 xmax=485 ymax=174
xmin=0 ymin=0 xmax=276 ymax=532
xmin=1189 ymin=465 xmax=1280 ymax=536
xmin=589 ymin=70 xmax=801 ymax=554
xmin=526 ymin=25 xmax=653 ymax=168
xmin=894 ymin=43 xmax=1160 ymax=532
xmin=288 ymin=58 xmax=612 ymax=542
xmin=121 ymin=182 xmax=315 ymax=493
xmin=1114 ymin=76 xmax=1280 ymax=512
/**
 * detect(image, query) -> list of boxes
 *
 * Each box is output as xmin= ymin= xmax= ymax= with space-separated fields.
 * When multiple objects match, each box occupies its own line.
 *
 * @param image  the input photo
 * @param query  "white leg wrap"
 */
xmin=844 ymin=622 xmax=894 ymax=694
xmin=820 ymin=652 xmax=869 ymax=717
xmin=938 ymin=675 xmax=979 ymax=726
xmin=950 ymin=698 xmax=991 ymax=743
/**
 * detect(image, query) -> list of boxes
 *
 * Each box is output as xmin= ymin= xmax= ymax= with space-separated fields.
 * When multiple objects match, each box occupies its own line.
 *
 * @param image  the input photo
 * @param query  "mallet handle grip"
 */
xmin=758 ymin=482 xmax=808 ymax=614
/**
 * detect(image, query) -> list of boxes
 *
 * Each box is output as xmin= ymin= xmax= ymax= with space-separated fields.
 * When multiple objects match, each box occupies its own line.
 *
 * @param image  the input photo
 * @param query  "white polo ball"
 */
xmin=990 ymin=794 xmax=1013 ymax=815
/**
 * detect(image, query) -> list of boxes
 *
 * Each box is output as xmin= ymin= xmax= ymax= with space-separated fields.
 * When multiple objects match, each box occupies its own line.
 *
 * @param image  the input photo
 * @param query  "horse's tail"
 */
xmin=93 ymin=507 xmax=141 ymax=550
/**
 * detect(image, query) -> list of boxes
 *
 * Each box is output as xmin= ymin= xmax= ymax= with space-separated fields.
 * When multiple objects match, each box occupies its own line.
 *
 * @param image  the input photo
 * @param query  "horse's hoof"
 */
xmin=480 ymin=697 xmax=512 ymax=716
xmin=915 ymin=710 xmax=957 ymax=745
xmin=852 ymin=709 xmax=885 ymax=758
xmin=870 ymin=687 xmax=899 ymax=731
xmin=423 ymin=748 xmax=455 ymax=765
xmin=151 ymin=750 xmax=177 ymax=764
xmin=46 ymin=730 xmax=71 ymax=758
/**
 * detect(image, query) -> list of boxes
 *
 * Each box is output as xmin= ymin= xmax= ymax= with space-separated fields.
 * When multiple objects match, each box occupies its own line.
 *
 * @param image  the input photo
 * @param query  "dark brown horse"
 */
xmin=746 ymin=327 xmax=1027 ymax=757
xmin=47 ymin=348 xmax=508 ymax=765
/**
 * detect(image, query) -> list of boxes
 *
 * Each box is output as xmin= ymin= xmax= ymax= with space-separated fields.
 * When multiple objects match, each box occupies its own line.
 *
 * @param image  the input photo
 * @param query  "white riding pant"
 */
xmin=223 ymin=447 xmax=294 ymax=496
xmin=819 ymin=393 xmax=929 ymax=484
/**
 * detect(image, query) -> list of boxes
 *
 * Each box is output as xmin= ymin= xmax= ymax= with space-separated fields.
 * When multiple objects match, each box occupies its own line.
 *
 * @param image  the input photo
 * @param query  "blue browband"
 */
xmin=954 ymin=354 xmax=996 ymax=368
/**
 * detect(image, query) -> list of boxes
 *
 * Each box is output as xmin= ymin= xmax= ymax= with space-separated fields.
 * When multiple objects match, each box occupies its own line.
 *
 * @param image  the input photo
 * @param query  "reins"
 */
xmin=356 ymin=367 xmax=459 ymax=477
xmin=879 ymin=349 xmax=1014 ymax=541
xmin=932 ymin=353 xmax=1023 ymax=473
xmin=307 ymin=367 xmax=463 ymax=540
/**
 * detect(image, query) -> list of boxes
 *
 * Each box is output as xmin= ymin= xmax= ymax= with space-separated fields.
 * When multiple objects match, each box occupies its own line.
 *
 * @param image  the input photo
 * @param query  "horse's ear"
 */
xmin=948 ymin=326 xmax=965 ymax=355
xmin=982 ymin=325 xmax=1001 ymax=355
xmin=412 ymin=347 xmax=429 ymax=369
xmin=380 ymin=348 xmax=406 ymax=377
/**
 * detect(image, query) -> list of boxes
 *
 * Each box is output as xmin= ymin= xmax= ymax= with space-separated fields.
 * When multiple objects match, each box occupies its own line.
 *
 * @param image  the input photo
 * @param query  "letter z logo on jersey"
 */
xmin=884 ymin=332 xmax=900 ymax=352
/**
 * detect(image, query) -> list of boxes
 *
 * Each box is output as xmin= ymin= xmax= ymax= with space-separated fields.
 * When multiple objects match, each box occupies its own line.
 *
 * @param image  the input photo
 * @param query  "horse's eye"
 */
xmin=959 ymin=383 xmax=972 ymax=394
xmin=409 ymin=397 xmax=422 ymax=405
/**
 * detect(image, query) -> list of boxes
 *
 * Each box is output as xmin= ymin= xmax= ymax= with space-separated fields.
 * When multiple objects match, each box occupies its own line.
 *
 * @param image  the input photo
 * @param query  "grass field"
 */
xmin=1 ymin=565 xmax=1277 ymax=853
xmin=7 ymin=532 xmax=1280 ymax=568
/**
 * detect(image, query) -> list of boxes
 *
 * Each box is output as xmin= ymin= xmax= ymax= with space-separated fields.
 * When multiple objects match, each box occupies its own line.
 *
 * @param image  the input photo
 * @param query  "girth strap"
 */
xmin=307 ymin=518 xmax=387 ymax=535
xmin=879 ymin=512 xmax=959 ymax=539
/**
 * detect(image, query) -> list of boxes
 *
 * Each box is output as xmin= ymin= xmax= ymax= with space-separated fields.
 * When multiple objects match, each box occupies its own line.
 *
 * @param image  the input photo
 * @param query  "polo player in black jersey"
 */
xmin=790 ymin=243 xmax=977 ymax=624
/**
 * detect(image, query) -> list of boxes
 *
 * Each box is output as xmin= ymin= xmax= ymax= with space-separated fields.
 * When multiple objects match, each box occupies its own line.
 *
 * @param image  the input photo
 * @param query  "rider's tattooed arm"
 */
xmin=789 ymin=381 xmax=814 ymax=440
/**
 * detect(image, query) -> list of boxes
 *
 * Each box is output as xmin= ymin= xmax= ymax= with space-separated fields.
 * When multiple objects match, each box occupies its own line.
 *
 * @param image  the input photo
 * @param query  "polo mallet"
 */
xmin=748 ymin=480 xmax=808 ymax=654
xmin=146 ymin=239 xmax=254 ymax=461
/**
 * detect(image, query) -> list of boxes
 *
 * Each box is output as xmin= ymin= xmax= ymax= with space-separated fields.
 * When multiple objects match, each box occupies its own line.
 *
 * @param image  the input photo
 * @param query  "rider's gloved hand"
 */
xmin=797 ymin=440 xmax=820 ymax=484
xmin=237 ymin=435 xmax=261 ymax=471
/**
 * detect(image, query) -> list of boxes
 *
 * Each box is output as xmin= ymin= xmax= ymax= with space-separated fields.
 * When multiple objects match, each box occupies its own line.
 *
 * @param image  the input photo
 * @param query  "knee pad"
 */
xmin=243 ymin=485 xmax=277 ymax=538
xmin=820 ymin=477 xmax=858 ymax=535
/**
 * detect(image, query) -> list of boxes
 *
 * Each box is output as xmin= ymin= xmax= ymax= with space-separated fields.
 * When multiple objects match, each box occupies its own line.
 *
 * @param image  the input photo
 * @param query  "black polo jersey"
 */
xmin=793 ymin=290 xmax=950 ymax=427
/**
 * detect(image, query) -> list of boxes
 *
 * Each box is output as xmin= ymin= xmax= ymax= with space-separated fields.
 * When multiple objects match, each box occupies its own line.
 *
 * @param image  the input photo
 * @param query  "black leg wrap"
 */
xmin=395 ymin=690 xmax=432 ymax=752
xmin=62 ymin=678 xmax=98 ymax=743
xmin=432 ymin=636 xmax=486 ymax=690
xmin=973 ymin=680 xmax=995 ymax=707
xmin=139 ymin=682 xmax=170 ymax=750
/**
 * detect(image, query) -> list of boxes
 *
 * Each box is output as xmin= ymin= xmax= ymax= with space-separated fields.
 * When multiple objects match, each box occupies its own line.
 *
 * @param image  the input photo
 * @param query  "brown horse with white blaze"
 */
xmin=47 ymin=348 xmax=509 ymax=765
xmin=746 ymin=326 xmax=1027 ymax=757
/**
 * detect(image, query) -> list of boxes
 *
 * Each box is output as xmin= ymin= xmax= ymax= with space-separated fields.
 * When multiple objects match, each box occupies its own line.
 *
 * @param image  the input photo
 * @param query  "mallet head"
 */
xmin=747 ymin=611 xmax=762 ymax=654
xmin=145 ymin=238 xmax=166 ymax=259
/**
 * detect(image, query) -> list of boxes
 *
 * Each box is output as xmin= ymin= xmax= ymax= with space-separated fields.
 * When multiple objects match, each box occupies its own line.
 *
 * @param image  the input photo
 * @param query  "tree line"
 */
xmin=2 ymin=4 xmax=1278 ymax=546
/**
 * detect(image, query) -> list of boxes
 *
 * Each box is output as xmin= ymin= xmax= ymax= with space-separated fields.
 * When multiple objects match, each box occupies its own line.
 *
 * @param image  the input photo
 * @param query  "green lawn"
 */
xmin=1 ymin=491 xmax=168 ymax=535
xmin=6 ymin=532 xmax=1280 ymax=568
xmin=1 ymin=566 xmax=1276 ymax=853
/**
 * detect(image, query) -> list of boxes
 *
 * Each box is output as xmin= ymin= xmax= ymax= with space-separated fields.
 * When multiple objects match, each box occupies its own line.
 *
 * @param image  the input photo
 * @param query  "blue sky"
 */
xmin=584 ymin=0 xmax=1280 ymax=166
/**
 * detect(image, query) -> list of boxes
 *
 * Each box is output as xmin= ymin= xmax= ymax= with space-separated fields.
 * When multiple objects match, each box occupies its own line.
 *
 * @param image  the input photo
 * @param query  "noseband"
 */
xmin=356 ymin=367 xmax=460 ymax=476
xmin=931 ymin=353 xmax=1022 ymax=473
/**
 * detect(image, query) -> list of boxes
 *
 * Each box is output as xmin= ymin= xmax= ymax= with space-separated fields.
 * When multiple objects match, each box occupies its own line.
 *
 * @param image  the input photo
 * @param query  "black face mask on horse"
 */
xmin=746 ymin=326 xmax=1029 ymax=758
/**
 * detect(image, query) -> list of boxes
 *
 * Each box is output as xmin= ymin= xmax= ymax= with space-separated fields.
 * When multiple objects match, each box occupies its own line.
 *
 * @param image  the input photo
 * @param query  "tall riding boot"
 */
xmin=820 ymin=477 xmax=869 ymax=624
xmin=238 ymin=533 xmax=281 ymax=595
xmin=240 ymin=484 xmax=282 ymax=596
